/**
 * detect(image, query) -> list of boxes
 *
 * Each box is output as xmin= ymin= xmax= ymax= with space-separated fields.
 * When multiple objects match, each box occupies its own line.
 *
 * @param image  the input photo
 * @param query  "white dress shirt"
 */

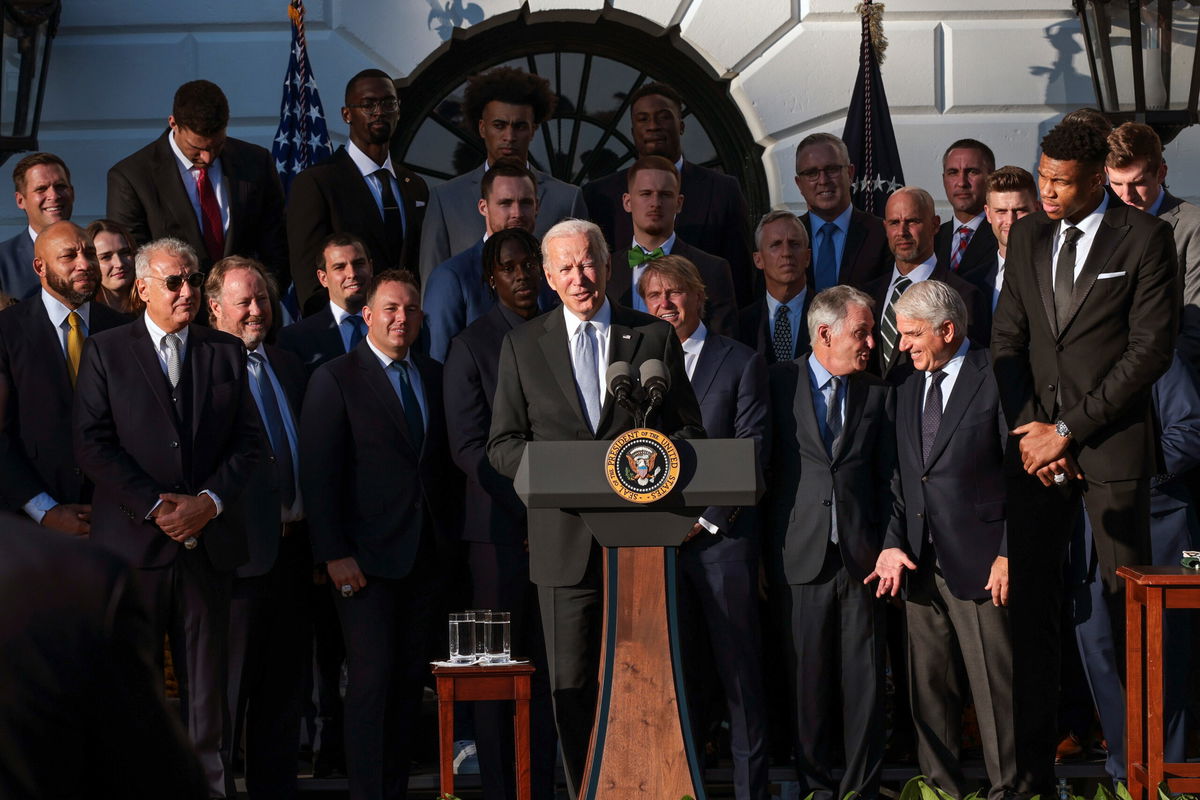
xmin=168 ymin=128 xmax=230 ymax=233
xmin=346 ymin=140 xmax=408 ymax=233
xmin=1051 ymin=192 xmax=1108 ymax=283
xmin=365 ymin=338 xmax=429 ymax=429
xmin=562 ymin=299 xmax=613 ymax=407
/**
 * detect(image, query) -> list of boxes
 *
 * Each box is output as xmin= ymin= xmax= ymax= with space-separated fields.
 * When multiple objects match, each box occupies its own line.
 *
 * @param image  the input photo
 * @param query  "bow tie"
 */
xmin=628 ymin=247 xmax=665 ymax=269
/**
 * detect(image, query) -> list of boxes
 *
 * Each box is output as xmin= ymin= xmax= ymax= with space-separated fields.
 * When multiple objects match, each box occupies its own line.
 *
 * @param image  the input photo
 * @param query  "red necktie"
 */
xmin=196 ymin=167 xmax=225 ymax=263
xmin=950 ymin=225 xmax=973 ymax=271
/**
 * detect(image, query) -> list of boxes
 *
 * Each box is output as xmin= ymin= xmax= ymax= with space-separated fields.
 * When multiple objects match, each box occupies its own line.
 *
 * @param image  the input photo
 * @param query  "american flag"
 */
xmin=272 ymin=0 xmax=332 ymax=194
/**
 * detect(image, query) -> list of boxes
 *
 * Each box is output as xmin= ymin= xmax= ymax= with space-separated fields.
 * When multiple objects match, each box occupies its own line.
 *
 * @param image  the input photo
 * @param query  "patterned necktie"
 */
xmin=815 ymin=222 xmax=838 ymax=291
xmin=392 ymin=360 xmax=425 ymax=453
xmin=921 ymin=370 xmax=947 ymax=463
xmin=627 ymin=247 xmax=665 ymax=269
xmin=373 ymin=168 xmax=405 ymax=265
xmin=195 ymin=167 xmax=224 ymax=264
xmin=950 ymin=225 xmax=973 ymax=271
xmin=345 ymin=315 xmax=366 ymax=351
xmin=824 ymin=375 xmax=842 ymax=457
xmin=879 ymin=275 xmax=912 ymax=368
xmin=248 ymin=352 xmax=297 ymax=509
xmin=164 ymin=333 xmax=183 ymax=389
xmin=572 ymin=322 xmax=601 ymax=432
xmin=772 ymin=304 xmax=792 ymax=363
xmin=1054 ymin=227 xmax=1083 ymax=332
xmin=66 ymin=311 xmax=84 ymax=387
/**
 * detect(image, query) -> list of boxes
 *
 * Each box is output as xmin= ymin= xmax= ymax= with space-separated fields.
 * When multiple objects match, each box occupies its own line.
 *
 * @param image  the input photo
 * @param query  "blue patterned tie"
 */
xmin=772 ymin=304 xmax=792 ymax=363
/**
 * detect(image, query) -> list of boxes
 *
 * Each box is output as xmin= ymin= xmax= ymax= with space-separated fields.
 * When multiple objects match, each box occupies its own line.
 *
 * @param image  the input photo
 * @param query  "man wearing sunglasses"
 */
xmin=289 ymin=69 xmax=429 ymax=316
xmin=74 ymin=236 xmax=263 ymax=799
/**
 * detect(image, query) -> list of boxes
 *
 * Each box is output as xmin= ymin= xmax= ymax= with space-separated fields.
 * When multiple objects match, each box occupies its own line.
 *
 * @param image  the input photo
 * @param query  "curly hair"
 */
xmin=171 ymin=80 xmax=229 ymax=136
xmin=1041 ymin=120 xmax=1109 ymax=169
xmin=463 ymin=67 xmax=556 ymax=127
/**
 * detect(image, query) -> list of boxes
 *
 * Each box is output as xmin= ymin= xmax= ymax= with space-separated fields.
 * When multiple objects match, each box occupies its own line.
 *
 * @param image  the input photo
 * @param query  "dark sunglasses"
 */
xmin=145 ymin=272 xmax=205 ymax=292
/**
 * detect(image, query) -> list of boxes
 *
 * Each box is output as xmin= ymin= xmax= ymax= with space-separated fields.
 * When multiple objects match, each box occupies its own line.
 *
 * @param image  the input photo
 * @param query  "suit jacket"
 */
xmin=106 ymin=131 xmax=288 ymax=283
xmin=685 ymin=332 xmax=769 ymax=562
xmin=276 ymin=305 xmax=347 ymax=376
xmin=765 ymin=359 xmax=903 ymax=584
xmin=800 ymin=208 xmax=891 ymax=290
xmin=444 ymin=303 xmax=531 ymax=547
xmin=235 ymin=344 xmax=307 ymax=579
xmin=583 ymin=160 xmax=754 ymax=305
xmin=865 ymin=264 xmax=990 ymax=384
xmin=0 ymin=231 xmax=36 ymax=301
xmin=0 ymin=298 xmax=128 ymax=512
xmin=425 ymin=240 xmax=489 ymax=363
xmin=300 ymin=341 xmax=459 ymax=579
xmin=735 ymin=294 xmax=811 ymax=365
xmin=73 ymin=321 xmax=263 ymax=571
xmin=0 ymin=519 xmax=208 ymax=800
xmin=1150 ymin=352 xmax=1200 ymax=559
xmin=892 ymin=347 xmax=1008 ymax=601
xmin=1157 ymin=191 xmax=1200 ymax=372
xmin=992 ymin=199 xmax=1179 ymax=481
xmin=487 ymin=304 xmax=706 ymax=586
xmin=609 ymin=238 xmax=737 ymax=337
xmin=935 ymin=217 xmax=999 ymax=290
xmin=287 ymin=147 xmax=428 ymax=314
xmin=419 ymin=162 xmax=587 ymax=286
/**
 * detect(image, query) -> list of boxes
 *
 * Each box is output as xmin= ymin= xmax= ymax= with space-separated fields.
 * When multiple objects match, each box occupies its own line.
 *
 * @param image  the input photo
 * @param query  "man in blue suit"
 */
xmin=638 ymin=254 xmax=770 ymax=800
xmin=0 ymin=152 xmax=75 ymax=301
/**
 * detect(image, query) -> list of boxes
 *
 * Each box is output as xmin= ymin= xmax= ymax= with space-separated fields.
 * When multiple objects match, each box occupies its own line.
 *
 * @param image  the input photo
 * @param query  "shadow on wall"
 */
xmin=427 ymin=0 xmax=485 ymax=41
xmin=1031 ymin=18 xmax=1097 ymax=144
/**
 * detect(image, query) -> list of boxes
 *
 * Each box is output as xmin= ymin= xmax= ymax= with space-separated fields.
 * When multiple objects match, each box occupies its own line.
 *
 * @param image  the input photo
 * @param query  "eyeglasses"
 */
xmin=145 ymin=272 xmax=204 ymax=292
xmin=797 ymin=165 xmax=849 ymax=182
xmin=347 ymin=98 xmax=400 ymax=114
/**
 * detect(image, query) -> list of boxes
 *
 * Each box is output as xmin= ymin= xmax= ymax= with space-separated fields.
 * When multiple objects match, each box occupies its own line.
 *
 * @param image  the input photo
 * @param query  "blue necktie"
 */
xmin=345 ymin=315 xmax=365 ymax=351
xmin=248 ymin=352 xmax=297 ymax=509
xmin=572 ymin=322 xmax=601 ymax=432
xmin=392 ymin=361 xmax=425 ymax=453
xmin=815 ymin=222 xmax=838 ymax=291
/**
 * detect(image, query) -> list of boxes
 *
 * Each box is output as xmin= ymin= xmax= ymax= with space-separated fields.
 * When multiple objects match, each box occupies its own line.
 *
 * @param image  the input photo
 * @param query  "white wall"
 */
xmin=15 ymin=0 xmax=1198 ymax=241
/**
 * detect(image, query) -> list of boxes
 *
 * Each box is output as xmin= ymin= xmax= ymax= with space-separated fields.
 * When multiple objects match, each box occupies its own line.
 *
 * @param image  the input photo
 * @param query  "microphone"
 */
xmin=639 ymin=359 xmax=670 ymax=411
xmin=606 ymin=361 xmax=639 ymax=414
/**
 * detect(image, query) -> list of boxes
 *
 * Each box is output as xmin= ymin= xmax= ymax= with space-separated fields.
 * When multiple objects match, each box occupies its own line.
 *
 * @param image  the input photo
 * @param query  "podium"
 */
xmin=515 ymin=438 xmax=763 ymax=800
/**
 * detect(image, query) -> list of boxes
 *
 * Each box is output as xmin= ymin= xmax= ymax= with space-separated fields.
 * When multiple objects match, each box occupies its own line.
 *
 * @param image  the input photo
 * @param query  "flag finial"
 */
xmin=855 ymin=2 xmax=888 ymax=64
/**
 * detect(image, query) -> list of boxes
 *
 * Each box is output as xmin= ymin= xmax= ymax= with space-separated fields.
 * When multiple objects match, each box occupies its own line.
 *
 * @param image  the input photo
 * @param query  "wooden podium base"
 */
xmin=580 ymin=546 xmax=704 ymax=800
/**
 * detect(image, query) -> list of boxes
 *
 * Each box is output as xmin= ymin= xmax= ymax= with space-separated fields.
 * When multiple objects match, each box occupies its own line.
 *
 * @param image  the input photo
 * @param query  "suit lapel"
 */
xmin=128 ymin=322 xmax=179 ymax=430
xmin=597 ymin=315 xmax=644 ymax=431
xmin=153 ymin=134 xmax=205 ymax=247
xmin=355 ymin=343 xmax=417 ymax=455
xmin=610 ymin=249 xmax=634 ymax=307
xmin=841 ymin=214 xmax=867 ymax=283
xmin=791 ymin=361 xmax=829 ymax=463
xmin=834 ymin=372 xmax=867 ymax=462
xmin=189 ymin=331 xmax=213 ymax=439
xmin=897 ymin=372 xmax=922 ymax=466
xmin=1061 ymin=209 xmax=1129 ymax=334
xmin=922 ymin=350 xmax=986 ymax=468
xmin=689 ymin=334 xmax=725 ymax=403
xmin=538 ymin=311 xmax=590 ymax=432
xmin=1031 ymin=218 xmax=1058 ymax=336
xmin=27 ymin=301 xmax=73 ymax=396
xmin=336 ymin=148 xmax=388 ymax=243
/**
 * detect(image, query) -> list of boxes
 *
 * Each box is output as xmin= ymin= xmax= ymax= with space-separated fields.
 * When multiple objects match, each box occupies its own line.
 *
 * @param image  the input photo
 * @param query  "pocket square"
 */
xmin=415 ymin=201 xmax=427 ymax=208
xmin=1097 ymin=271 xmax=1126 ymax=279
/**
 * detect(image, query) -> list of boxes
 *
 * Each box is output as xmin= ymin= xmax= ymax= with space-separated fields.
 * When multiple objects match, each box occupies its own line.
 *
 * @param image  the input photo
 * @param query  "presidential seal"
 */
xmin=604 ymin=428 xmax=681 ymax=504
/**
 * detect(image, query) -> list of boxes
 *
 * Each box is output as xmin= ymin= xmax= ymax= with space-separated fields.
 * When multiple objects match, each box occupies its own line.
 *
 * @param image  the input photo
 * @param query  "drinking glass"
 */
xmin=485 ymin=611 xmax=511 ymax=663
xmin=448 ymin=612 xmax=475 ymax=663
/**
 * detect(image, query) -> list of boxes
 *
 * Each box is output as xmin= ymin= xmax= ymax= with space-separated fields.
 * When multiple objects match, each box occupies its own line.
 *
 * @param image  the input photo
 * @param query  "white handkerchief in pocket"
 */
xmin=1097 ymin=271 xmax=1126 ymax=280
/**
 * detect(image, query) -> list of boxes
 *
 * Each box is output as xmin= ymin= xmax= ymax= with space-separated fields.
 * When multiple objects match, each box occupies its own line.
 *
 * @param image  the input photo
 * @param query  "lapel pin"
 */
xmin=622 ymin=334 xmax=631 ymax=339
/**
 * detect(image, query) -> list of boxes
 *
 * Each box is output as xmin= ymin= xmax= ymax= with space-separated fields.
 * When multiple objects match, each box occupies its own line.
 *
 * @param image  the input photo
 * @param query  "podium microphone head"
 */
xmin=639 ymin=359 xmax=670 ymax=392
xmin=605 ymin=361 xmax=637 ymax=395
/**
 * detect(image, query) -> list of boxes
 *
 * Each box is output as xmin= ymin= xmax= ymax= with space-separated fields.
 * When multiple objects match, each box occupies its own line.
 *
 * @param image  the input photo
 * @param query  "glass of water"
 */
xmin=448 ymin=612 xmax=475 ymax=663
xmin=468 ymin=609 xmax=490 ymax=660
xmin=484 ymin=611 xmax=511 ymax=664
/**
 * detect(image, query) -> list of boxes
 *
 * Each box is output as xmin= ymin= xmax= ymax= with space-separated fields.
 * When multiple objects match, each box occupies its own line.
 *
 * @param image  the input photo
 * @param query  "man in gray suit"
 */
xmin=419 ymin=66 xmax=586 ymax=286
xmin=1106 ymin=121 xmax=1200 ymax=372
xmin=0 ymin=152 xmax=75 ymax=300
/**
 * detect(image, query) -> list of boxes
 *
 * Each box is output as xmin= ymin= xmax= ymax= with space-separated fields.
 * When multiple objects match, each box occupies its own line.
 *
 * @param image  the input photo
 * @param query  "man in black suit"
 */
xmin=0 ymin=221 xmax=127 ymax=531
xmin=639 ymin=254 xmax=770 ymax=800
xmin=289 ymin=69 xmax=428 ymax=315
xmin=0 ymin=517 xmax=209 ymax=800
xmin=206 ymin=256 xmax=309 ymax=799
xmin=980 ymin=167 xmax=1038 ymax=312
xmin=278 ymin=232 xmax=372 ymax=374
xmin=487 ymin=219 xmax=704 ymax=798
xmin=737 ymin=211 xmax=812 ymax=364
xmin=866 ymin=280 xmax=1018 ymax=800
xmin=794 ymin=133 xmax=890 ymax=292
xmin=0 ymin=152 xmax=75 ymax=301
xmin=443 ymin=226 xmax=556 ymax=800
xmin=934 ymin=139 xmax=998 ymax=291
xmin=991 ymin=119 xmax=1178 ymax=795
xmin=607 ymin=155 xmax=737 ymax=336
xmin=301 ymin=269 xmax=459 ymax=800
xmin=765 ymin=285 xmax=902 ymax=800
xmin=106 ymin=80 xmax=288 ymax=285
xmin=582 ymin=82 xmax=754 ymax=305
xmin=866 ymin=187 xmax=988 ymax=385
xmin=73 ymin=236 xmax=262 ymax=798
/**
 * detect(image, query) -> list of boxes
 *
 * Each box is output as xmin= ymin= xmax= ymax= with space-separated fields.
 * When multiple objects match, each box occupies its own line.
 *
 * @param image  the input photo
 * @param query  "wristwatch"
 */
xmin=1054 ymin=419 xmax=1072 ymax=439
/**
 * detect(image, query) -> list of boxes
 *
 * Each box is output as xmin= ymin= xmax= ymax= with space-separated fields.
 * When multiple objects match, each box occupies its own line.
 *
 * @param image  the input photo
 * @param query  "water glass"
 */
xmin=484 ymin=611 xmax=511 ymax=663
xmin=468 ymin=609 xmax=490 ymax=658
xmin=448 ymin=612 xmax=475 ymax=663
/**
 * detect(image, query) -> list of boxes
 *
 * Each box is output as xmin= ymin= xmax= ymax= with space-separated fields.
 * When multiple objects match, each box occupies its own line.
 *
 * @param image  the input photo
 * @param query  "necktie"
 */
xmin=248 ymin=352 xmax=297 ymax=509
xmin=345 ymin=315 xmax=366 ymax=351
xmin=195 ymin=167 xmax=225 ymax=264
xmin=572 ymin=322 xmax=601 ymax=432
xmin=1055 ymin=227 xmax=1083 ymax=332
xmin=950 ymin=225 xmax=973 ymax=271
xmin=627 ymin=247 xmax=665 ymax=269
xmin=922 ymin=370 xmax=947 ymax=463
xmin=164 ymin=333 xmax=182 ymax=389
xmin=373 ymin=168 xmax=405 ymax=266
xmin=66 ymin=311 xmax=83 ymax=387
xmin=772 ymin=304 xmax=793 ymax=363
xmin=392 ymin=360 xmax=425 ymax=453
xmin=824 ymin=375 xmax=842 ymax=457
xmin=879 ymin=275 xmax=912 ymax=368
xmin=815 ymin=222 xmax=838 ymax=291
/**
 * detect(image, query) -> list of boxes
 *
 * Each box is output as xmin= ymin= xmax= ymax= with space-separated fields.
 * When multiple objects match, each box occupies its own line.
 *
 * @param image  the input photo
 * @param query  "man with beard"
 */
xmin=289 ymin=69 xmax=428 ymax=315
xmin=0 ymin=153 xmax=75 ymax=300
xmin=0 ymin=220 xmax=127 ymax=530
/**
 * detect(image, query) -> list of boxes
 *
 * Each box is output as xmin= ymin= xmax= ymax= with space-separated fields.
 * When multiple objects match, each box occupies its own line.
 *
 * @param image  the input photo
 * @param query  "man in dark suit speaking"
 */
xmin=991 ymin=118 xmax=1178 ymax=795
xmin=487 ymin=219 xmax=704 ymax=797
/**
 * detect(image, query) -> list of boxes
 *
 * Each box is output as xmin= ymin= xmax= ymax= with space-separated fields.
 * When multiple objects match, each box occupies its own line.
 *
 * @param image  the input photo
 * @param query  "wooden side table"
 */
xmin=1118 ymin=566 xmax=1200 ymax=799
xmin=432 ymin=662 xmax=535 ymax=800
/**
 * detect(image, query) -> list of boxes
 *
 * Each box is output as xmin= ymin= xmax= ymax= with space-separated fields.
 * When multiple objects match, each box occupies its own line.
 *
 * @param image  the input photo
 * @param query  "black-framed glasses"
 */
xmin=347 ymin=98 xmax=400 ymax=114
xmin=145 ymin=272 xmax=204 ymax=292
xmin=797 ymin=165 xmax=849 ymax=182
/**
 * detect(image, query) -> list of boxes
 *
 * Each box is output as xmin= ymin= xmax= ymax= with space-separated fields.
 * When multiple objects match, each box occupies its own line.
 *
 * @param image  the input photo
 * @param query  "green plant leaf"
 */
xmin=1094 ymin=783 xmax=1116 ymax=800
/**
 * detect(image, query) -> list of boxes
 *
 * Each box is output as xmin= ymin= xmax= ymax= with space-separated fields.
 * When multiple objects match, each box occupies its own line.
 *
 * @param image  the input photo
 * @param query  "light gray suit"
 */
xmin=418 ymin=163 xmax=587 ymax=286
xmin=1158 ymin=191 xmax=1200 ymax=372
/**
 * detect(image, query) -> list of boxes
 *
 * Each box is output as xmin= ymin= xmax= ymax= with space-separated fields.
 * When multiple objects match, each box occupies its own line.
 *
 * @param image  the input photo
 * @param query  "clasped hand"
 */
xmin=152 ymin=493 xmax=216 ymax=541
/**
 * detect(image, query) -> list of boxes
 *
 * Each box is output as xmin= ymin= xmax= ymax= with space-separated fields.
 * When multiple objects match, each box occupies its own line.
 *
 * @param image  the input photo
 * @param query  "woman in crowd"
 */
xmin=86 ymin=219 xmax=138 ymax=313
